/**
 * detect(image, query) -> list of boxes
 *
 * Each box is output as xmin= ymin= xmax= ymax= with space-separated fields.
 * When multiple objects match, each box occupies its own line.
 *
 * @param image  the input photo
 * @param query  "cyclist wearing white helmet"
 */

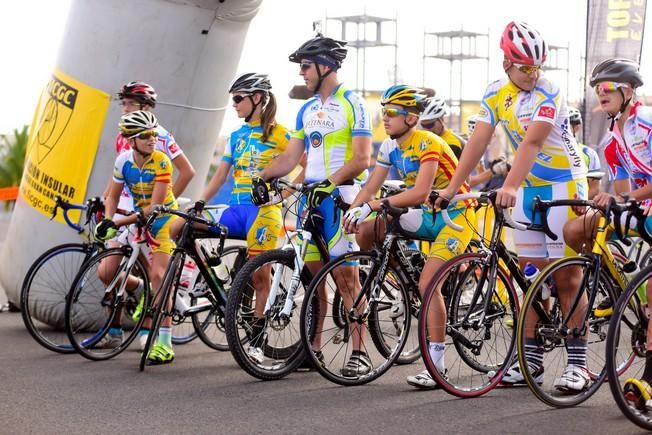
xmin=568 ymin=107 xmax=603 ymax=199
xmin=434 ymin=21 xmax=589 ymax=390
xmin=419 ymin=97 xmax=464 ymax=159
xmin=96 ymin=110 xmax=180 ymax=365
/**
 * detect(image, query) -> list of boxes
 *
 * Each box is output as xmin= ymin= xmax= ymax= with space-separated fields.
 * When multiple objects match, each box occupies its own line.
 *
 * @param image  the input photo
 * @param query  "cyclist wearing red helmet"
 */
xmin=434 ymin=21 xmax=589 ymax=390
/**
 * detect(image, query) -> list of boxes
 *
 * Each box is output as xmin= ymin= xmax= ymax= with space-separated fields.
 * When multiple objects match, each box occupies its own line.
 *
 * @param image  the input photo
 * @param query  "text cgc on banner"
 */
xmin=20 ymin=68 xmax=110 ymax=224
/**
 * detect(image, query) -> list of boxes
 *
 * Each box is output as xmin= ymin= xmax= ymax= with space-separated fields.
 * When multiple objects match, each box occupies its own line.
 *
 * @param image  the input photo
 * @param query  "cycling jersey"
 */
xmin=376 ymin=129 xmax=471 ymax=204
xmin=223 ymin=121 xmax=290 ymax=205
xmin=478 ymin=75 xmax=587 ymax=186
xmin=292 ymin=84 xmax=372 ymax=184
xmin=115 ymin=125 xmax=183 ymax=211
xmin=113 ymin=149 xmax=177 ymax=210
xmin=438 ymin=128 xmax=466 ymax=159
xmin=603 ymin=102 xmax=652 ymax=190
xmin=112 ymin=149 xmax=178 ymax=254
xmin=581 ymin=144 xmax=601 ymax=172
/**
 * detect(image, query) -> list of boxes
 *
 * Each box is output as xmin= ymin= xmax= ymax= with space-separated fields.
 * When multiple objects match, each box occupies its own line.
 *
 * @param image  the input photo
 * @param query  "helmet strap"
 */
xmin=245 ymin=95 xmax=260 ymax=123
xmin=314 ymin=65 xmax=335 ymax=94
xmin=390 ymin=117 xmax=416 ymax=140
xmin=608 ymin=89 xmax=631 ymax=131
xmin=131 ymin=138 xmax=152 ymax=158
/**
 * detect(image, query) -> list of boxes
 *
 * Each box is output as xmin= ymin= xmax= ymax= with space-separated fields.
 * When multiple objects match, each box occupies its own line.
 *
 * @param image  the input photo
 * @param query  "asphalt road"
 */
xmin=0 ymin=311 xmax=646 ymax=435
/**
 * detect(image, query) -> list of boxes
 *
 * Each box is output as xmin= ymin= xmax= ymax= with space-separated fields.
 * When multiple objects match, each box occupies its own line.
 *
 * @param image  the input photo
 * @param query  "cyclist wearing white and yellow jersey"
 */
xmin=569 ymin=107 xmax=603 ymax=199
xmin=343 ymin=85 xmax=475 ymax=389
xmin=96 ymin=110 xmax=179 ymax=365
xmin=434 ymin=21 xmax=589 ymax=390
xmin=193 ymin=72 xmax=290 ymax=363
xmin=256 ymin=34 xmax=373 ymax=376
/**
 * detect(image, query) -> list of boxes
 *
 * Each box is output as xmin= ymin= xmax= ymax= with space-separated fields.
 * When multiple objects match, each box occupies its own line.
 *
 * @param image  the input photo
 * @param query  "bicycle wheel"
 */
xmin=191 ymin=245 xmax=247 ymax=351
xmin=225 ymin=249 xmax=312 ymax=380
xmin=419 ymin=252 xmax=519 ymax=398
xmin=139 ymin=251 xmax=184 ymax=371
xmin=21 ymin=243 xmax=97 ymax=354
xmin=607 ymin=263 xmax=652 ymax=430
xmin=301 ymin=251 xmax=410 ymax=386
xmin=516 ymin=256 xmax=619 ymax=407
xmin=66 ymin=247 xmax=150 ymax=361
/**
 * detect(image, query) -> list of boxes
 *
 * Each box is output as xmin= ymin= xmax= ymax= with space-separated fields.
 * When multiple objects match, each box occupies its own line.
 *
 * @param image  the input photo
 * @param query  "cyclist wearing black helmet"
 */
xmin=255 ymin=33 xmax=373 ymax=376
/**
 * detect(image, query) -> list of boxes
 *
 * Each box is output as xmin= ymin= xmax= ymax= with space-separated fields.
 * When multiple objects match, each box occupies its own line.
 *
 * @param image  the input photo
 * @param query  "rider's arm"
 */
xmin=371 ymin=160 xmax=436 ymax=211
xmin=104 ymin=180 xmax=123 ymax=219
xmin=260 ymin=137 xmax=304 ymax=181
xmin=500 ymin=121 xmax=553 ymax=191
xmin=587 ymin=179 xmax=601 ymax=200
xmin=468 ymin=163 xmax=493 ymax=188
xmin=171 ymin=154 xmax=196 ymax=198
xmin=442 ymin=121 xmax=495 ymax=197
xmin=201 ymin=160 xmax=231 ymax=202
xmin=328 ymin=135 xmax=372 ymax=185
xmin=142 ymin=181 xmax=169 ymax=216
xmin=349 ymin=165 xmax=389 ymax=209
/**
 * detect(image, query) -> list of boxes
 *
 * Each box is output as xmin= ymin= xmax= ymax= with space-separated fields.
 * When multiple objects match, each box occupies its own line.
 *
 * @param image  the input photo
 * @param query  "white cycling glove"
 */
xmin=491 ymin=158 xmax=509 ymax=176
xmin=343 ymin=203 xmax=373 ymax=227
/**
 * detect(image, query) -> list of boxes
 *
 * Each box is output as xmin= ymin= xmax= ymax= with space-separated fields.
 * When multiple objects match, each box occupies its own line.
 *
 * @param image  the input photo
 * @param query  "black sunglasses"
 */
xmin=300 ymin=61 xmax=315 ymax=71
xmin=232 ymin=94 xmax=251 ymax=104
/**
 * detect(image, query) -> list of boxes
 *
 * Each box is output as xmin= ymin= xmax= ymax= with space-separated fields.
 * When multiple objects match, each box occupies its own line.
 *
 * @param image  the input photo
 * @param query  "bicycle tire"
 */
xmin=606 ymin=262 xmax=652 ymax=430
xmin=65 ymin=247 xmax=150 ymax=361
xmin=301 ymin=251 xmax=410 ymax=386
xmin=516 ymin=256 xmax=619 ymax=407
xmin=21 ymin=243 xmax=97 ymax=354
xmin=225 ymin=249 xmax=312 ymax=380
xmin=419 ymin=252 xmax=519 ymax=398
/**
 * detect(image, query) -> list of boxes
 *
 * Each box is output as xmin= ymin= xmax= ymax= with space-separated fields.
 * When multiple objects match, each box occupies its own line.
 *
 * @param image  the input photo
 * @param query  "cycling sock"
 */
xmin=138 ymin=328 xmax=150 ymax=337
xmin=566 ymin=337 xmax=587 ymax=369
xmin=158 ymin=327 xmax=172 ymax=347
xmin=109 ymin=327 xmax=123 ymax=337
xmin=429 ymin=342 xmax=446 ymax=373
xmin=250 ymin=317 xmax=266 ymax=348
xmin=524 ymin=337 xmax=544 ymax=371
xmin=642 ymin=351 xmax=652 ymax=384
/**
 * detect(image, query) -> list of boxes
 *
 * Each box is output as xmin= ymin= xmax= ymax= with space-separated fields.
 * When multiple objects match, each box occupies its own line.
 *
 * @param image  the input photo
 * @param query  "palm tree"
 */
xmin=0 ymin=125 xmax=28 ymax=209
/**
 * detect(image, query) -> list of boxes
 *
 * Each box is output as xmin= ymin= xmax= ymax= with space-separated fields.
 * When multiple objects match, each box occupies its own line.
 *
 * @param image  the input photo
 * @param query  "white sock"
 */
xmin=429 ymin=342 xmax=446 ymax=373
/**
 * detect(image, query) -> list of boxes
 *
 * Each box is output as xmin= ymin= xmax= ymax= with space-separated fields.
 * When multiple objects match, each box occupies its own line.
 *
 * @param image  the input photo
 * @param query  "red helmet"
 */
xmin=118 ymin=81 xmax=157 ymax=107
xmin=500 ymin=21 xmax=547 ymax=66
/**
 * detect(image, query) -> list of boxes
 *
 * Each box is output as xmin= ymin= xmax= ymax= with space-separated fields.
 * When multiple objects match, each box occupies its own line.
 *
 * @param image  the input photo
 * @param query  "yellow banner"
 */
xmin=20 ymin=69 xmax=110 ymax=224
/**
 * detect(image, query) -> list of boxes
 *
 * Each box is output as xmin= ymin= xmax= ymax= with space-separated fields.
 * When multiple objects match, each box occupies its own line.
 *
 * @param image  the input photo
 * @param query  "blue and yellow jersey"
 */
xmin=292 ymin=84 xmax=372 ymax=183
xmin=580 ymin=144 xmax=601 ymax=172
xmin=477 ymin=76 xmax=587 ymax=187
xmin=376 ymin=129 xmax=471 ymax=200
xmin=223 ymin=121 xmax=290 ymax=205
xmin=113 ymin=149 xmax=177 ymax=210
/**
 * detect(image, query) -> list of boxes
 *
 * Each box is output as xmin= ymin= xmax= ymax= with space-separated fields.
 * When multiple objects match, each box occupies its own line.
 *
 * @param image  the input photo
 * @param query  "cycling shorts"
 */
xmin=297 ymin=185 xmax=359 ymax=263
xmin=204 ymin=204 xmax=282 ymax=256
xmin=512 ymin=179 xmax=588 ymax=258
xmin=149 ymin=214 xmax=177 ymax=255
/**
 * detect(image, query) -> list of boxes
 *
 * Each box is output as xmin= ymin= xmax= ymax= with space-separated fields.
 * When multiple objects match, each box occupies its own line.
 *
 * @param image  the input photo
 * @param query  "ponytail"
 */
xmin=260 ymin=92 xmax=277 ymax=143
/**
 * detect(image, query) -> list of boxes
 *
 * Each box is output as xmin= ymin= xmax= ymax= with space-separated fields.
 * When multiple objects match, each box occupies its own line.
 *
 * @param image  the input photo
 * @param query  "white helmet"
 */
xmin=119 ymin=110 xmax=158 ymax=137
xmin=467 ymin=114 xmax=479 ymax=135
xmin=568 ymin=107 xmax=582 ymax=125
xmin=229 ymin=72 xmax=272 ymax=94
xmin=420 ymin=97 xmax=449 ymax=122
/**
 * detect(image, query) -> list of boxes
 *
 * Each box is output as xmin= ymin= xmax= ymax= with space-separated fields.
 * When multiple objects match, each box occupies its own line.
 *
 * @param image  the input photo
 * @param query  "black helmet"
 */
xmin=289 ymin=34 xmax=347 ymax=68
xmin=589 ymin=58 xmax=643 ymax=88
xmin=229 ymin=72 xmax=272 ymax=94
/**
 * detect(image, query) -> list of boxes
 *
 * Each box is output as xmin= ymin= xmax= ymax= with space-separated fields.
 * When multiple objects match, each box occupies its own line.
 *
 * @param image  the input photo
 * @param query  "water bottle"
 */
xmin=214 ymin=259 xmax=231 ymax=285
xmin=623 ymin=261 xmax=647 ymax=305
xmin=523 ymin=263 xmax=555 ymax=300
xmin=179 ymin=258 xmax=198 ymax=291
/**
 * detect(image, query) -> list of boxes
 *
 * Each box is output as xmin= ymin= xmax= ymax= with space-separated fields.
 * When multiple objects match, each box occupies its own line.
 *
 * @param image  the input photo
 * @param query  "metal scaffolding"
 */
xmin=543 ymin=44 xmax=571 ymax=101
xmin=325 ymin=13 xmax=398 ymax=95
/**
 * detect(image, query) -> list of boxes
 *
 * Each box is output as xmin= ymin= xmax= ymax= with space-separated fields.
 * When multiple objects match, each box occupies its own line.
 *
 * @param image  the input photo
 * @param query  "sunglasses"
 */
xmin=382 ymin=107 xmax=412 ymax=118
xmin=232 ymin=94 xmax=251 ymax=104
xmin=513 ymin=63 xmax=541 ymax=74
xmin=300 ymin=61 xmax=315 ymax=71
xmin=420 ymin=120 xmax=437 ymax=129
xmin=130 ymin=130 xmax=159 ymax=140
xmin=594 ymin=81 xmax=630 ymax=94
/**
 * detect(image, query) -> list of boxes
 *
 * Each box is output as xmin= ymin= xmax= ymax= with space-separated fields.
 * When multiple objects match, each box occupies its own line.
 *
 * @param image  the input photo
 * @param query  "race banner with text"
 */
xmin=20 ymin=69 xmax=110 ymax=224
xmin=584 ymin=0 xmax=647 ymax=147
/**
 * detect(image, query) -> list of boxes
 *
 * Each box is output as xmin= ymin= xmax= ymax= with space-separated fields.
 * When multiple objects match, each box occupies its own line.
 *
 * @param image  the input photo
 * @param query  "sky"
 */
xmin=2 ymin=0 xmax=652 ymax=136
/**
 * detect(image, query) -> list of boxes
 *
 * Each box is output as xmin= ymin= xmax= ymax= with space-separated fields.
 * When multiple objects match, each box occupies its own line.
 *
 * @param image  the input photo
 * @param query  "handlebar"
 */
xmin=153 ymin=201 xmax=228 ymax=253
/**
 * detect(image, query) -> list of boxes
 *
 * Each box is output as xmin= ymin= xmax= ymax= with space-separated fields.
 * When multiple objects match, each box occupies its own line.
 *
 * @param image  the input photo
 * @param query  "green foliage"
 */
xmin=0 ymin=125 xmax=28 ymax=188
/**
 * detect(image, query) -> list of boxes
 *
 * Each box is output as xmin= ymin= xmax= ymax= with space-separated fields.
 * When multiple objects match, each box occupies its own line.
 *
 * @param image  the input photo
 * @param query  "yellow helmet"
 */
xmin=380 ymin=85 xmax=427 ymax=113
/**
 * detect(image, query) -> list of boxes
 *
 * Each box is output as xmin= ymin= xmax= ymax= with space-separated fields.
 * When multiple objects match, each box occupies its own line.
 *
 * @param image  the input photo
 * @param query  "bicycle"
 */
xmin=418 ymin=191 xmax=529 ymax=397
xmin=605 ymin=207 xmax=652 ymax=430
xmin=137 ymin=201 xmax=249 ymax=371
xmin=224 ymin=179 xmax=343 ymax=380
xmin=516 ymin=197 xmax=641 ymax=407
xmin=20 ymin=196 xmax=105 ymax=354
xmin=299 ymin=197 xmax=441 ymax=386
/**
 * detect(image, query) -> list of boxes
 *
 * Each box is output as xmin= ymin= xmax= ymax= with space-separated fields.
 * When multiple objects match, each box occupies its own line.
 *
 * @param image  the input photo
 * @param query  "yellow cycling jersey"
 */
xmin=478 ymin=76 xmax=587 ymax=187
xmin=113 ymin=149 xmax=177 ymax=210
xmin=438 ymin=128 xmax=465 ymax=160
